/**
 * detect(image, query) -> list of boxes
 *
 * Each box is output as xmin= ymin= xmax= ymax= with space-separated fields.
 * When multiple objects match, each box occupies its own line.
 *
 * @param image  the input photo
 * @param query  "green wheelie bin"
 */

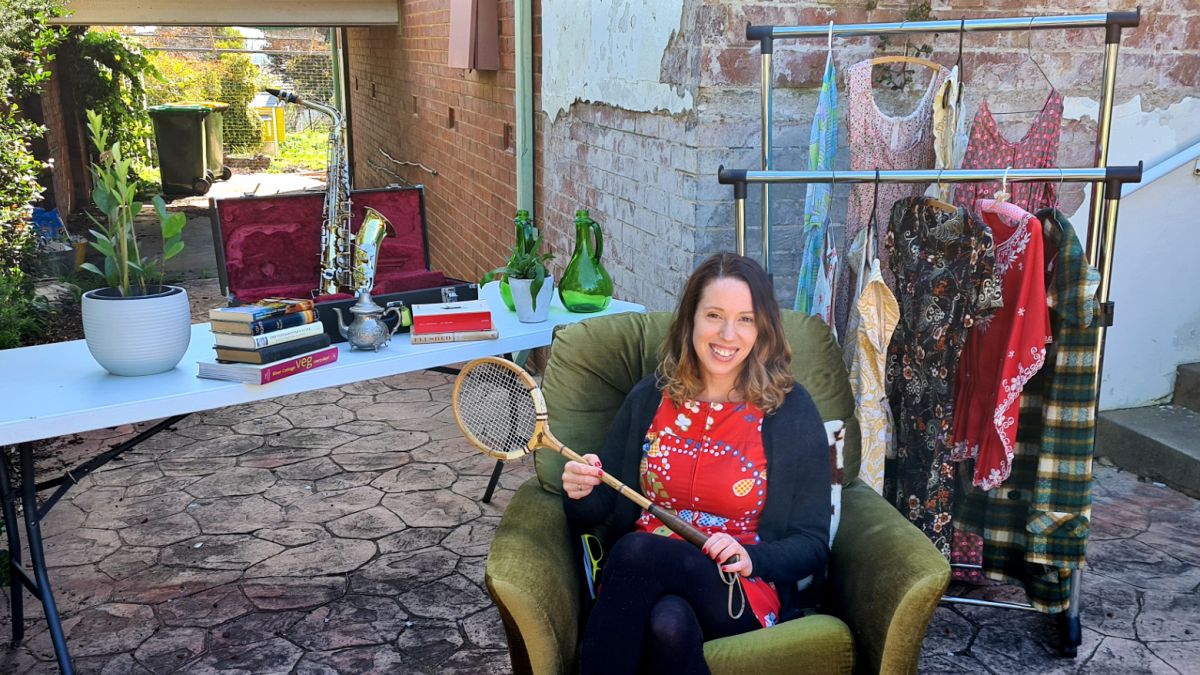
xmin=148 ymin=102 xmax=233 ymax=196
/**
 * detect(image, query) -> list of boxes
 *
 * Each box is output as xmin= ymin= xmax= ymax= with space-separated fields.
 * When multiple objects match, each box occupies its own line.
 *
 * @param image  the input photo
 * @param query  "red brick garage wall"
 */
xmin=346 ymin=1 xmax=519 ymax=284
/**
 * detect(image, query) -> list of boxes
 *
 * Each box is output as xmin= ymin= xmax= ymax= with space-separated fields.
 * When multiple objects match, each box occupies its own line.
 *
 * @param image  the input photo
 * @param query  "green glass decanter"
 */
xmin=558 ymin=210 xmax=613 ymax=313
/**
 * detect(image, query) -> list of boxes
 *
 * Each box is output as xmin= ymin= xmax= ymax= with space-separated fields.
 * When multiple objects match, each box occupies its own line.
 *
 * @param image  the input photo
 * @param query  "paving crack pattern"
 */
xmin=2 ymin=372 xmax=1198 ymax=673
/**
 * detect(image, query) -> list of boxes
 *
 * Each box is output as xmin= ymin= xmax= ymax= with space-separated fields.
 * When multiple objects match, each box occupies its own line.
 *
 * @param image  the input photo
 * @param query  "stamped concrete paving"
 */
xmin=2 ymin=369 xmax=1199 ymax=673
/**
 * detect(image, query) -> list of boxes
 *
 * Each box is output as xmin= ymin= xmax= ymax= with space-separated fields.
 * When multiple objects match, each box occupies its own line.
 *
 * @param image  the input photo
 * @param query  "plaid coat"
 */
xmin=956 ymin=207 xmax=1100 ymax=612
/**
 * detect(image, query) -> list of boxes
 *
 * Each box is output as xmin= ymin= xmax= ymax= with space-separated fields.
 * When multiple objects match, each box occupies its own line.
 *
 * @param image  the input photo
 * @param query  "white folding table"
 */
xmin=0 ymin=282 xmax=644 ymax=674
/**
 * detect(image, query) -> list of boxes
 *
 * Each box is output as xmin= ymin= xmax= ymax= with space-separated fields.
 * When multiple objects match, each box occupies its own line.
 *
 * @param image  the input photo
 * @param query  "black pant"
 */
xmin=581 ymin=532 xmax=760 ymax=675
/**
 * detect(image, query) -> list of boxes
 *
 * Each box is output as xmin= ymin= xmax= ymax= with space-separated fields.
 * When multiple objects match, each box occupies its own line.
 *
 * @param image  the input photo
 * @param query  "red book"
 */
xmin=410 ymin=299 xmax=493 ymax=334
xmin=197 ymin=346 xmax=339 ymax=384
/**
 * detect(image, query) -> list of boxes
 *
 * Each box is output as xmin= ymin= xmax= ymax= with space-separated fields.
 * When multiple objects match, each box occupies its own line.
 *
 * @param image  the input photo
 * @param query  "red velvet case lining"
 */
xmin=213 ymin=188 xmax=446 ymax=303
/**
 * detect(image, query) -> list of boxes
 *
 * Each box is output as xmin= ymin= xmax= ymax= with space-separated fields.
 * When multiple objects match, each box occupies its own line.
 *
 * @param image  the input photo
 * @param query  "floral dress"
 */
xmin=884 ymin=197 xmax=1001 ymax=557
xmin=637 ymin=396 xmax=780 ymax=628
xmin=837 ymin=59 xmax=949 ymax=336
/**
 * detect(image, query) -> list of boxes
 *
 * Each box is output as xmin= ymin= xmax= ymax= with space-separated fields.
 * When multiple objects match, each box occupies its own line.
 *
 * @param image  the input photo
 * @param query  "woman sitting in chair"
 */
xmin=562 ymin=252 xmax=832 ymax=674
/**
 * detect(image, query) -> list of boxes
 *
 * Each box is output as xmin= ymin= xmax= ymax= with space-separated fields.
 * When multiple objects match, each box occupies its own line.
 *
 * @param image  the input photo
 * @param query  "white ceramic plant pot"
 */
xmin=509 ymin=276 xmax=554 ymax=323
xmin=82 ymin=285 xmax=192 ymax=376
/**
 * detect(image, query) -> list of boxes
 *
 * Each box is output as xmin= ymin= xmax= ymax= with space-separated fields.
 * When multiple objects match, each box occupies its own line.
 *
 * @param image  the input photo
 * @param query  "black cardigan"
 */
xmin=564 ymin=375 xmax=832 ymax=612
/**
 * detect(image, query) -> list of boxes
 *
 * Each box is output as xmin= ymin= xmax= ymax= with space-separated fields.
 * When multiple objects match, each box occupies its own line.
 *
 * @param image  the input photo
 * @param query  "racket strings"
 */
xmin=454 ymin=362 xmax=539 ymax=458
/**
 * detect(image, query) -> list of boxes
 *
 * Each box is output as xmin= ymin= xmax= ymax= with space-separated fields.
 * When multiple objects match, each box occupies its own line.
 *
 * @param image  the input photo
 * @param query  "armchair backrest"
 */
xmin=536 ymin=310 xmax=861 ymax=493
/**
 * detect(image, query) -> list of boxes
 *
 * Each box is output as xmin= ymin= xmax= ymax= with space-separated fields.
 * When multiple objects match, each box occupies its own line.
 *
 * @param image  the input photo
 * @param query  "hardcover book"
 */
xmin=410 ymin=299 xmax=493 ymax=334
xmin=214 ymin=334 xmax=331 ymax=365
xmin=198 ymin=345 xmax=339 ymax=384
xmin=212 ymin=321 xmax=324 ymax=350
xmin=210 ymin=310 xmax=317 ymax=335
xmin=409 ymin=328 xmax=500 ymax=345
xmin=209 ymin=297 xmax=315 ymax=323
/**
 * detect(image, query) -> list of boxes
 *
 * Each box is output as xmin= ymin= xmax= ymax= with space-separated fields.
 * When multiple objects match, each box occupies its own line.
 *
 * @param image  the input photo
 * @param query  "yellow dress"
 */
xmin=843 ymin=255 xmax=900 ymax=494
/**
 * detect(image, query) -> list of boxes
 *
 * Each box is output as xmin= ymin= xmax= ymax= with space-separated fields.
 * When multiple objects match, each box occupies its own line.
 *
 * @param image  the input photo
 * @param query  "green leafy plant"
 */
xmin=81 ymin=109 xmax=188 ymax=296
xmin=489 ymin=215 xmax=554 ymax=310
xmin=0 ymin=0 xmax=63 ymax=348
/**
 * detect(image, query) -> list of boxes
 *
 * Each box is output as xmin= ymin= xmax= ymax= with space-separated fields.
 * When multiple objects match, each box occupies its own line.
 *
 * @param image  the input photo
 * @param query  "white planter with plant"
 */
xmin=80 ymin=110 xmax=192 ymax=376
xmin=489 ymin=217 xmax=554 ymax=323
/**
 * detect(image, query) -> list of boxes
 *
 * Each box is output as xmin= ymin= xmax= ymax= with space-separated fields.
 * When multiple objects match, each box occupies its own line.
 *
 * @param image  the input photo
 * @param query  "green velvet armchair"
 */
xmin=484 ymin=311 xmax=949 ymax=675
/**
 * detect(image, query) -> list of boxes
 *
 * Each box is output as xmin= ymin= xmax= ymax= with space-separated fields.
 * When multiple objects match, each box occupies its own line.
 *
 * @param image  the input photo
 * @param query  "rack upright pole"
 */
xmin=1085 ymin=35 xmax=1124 ymax=268
xmin=758 ymin=41 xmax=774 ymax=269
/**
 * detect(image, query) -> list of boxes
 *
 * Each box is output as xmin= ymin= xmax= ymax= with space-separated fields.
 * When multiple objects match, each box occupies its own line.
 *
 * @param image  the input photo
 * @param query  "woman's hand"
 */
xmin=561 ymin=454 xmax=603 ymax=500
xmin=703 ymin=532 xmax=754 ymax=577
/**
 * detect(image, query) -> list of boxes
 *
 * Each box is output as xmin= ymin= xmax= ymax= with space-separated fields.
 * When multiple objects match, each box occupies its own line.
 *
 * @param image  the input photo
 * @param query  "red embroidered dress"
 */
xmin=637 ymin=396 xmax=780 ymax=627
xmin=951 ymin=200 xmax=1052 ymax=490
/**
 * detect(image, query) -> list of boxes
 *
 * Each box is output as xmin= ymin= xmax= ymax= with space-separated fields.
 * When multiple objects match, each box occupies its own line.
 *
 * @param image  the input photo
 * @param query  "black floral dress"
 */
xmin=884 ymin=197 xmax=1001 ymax=556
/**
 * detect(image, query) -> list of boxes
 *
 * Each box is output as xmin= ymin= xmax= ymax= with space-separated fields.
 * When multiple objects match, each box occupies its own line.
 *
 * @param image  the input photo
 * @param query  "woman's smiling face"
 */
xmin=691 ymin=276 xmax=758 ymax=398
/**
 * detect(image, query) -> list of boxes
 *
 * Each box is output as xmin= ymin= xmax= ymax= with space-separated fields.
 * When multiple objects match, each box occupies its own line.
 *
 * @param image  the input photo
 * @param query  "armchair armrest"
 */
xmin=828 ymin=481 xmax=950 ymax=675
xmin=485 ymin=478 xmax=582 ymax=675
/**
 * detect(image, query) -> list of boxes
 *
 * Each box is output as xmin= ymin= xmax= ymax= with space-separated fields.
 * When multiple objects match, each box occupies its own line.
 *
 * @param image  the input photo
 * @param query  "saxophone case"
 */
xmin=210 ymin=185 xmax=478 ymax=343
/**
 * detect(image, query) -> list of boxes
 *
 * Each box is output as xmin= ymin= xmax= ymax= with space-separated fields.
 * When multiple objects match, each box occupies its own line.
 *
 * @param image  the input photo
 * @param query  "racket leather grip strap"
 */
xmin=647 ymin=503 xmax=740 ymax=565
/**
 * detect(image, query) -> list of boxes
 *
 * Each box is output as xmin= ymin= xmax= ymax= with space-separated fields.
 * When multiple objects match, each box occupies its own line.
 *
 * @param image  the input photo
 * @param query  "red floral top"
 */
xmin=637 ymin=395 xmax=780 ymax=627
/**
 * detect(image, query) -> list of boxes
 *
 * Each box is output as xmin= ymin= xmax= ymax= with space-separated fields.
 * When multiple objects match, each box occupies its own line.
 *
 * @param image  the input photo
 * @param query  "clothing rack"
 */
xmin=719 ymin=9 xmax=1142 ymax=658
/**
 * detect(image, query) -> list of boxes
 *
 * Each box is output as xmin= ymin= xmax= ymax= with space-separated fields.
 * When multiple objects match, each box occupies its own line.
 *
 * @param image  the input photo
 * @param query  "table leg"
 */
xmin=0 ymin=452 xmax=24 ymax=641
xmin=17 ymin=443 xmax=74 ymax=674
xmin=481 ymin=459 xmax=505 ymax=504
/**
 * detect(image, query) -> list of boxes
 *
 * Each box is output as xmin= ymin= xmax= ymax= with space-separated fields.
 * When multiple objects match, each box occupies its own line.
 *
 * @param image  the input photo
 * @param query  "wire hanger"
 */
xmin=942 ymin=18 xmax=967 ymax=109
xmin=992 ymin=17 xmax=1056 ymax=115
xmin=928 ymin=168 xmax=957 ymax=213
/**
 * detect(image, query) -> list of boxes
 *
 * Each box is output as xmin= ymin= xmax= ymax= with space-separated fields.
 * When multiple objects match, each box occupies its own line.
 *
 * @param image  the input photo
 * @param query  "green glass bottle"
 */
xmin=498 ymin=209 xmax=534 ymax=311
xmin=559 ymin=210 xmax=613 ymax=313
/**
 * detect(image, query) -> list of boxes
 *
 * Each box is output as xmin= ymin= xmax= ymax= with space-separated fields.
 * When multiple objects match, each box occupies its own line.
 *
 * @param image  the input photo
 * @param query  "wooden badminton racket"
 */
xmin=451 ymin=356 xmax=735 ymax=560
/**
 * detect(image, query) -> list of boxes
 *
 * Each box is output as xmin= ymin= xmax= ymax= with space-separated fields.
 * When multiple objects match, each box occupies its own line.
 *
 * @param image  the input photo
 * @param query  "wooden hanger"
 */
xmin=868 ymin=54 xmax=944 ymax=72
xmin=928 ymin=170 xmax=957 ymax=213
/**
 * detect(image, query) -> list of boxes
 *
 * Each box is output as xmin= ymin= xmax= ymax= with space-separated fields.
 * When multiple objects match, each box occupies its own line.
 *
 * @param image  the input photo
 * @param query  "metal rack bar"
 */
xmin=719 ymin=165 xmax=1142 ymax=187
xmin=746 ymin=11 xmax=1140 ymax=42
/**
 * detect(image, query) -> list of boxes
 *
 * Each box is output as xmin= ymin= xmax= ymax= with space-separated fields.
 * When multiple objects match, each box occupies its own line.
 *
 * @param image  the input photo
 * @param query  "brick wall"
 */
xmin=346 ymin=0 xmax=519 ymax=284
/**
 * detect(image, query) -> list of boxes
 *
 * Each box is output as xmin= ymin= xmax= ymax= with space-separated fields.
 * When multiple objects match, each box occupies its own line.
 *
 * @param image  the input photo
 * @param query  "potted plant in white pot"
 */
xmin=489 ymin=220 xmax=555 ymax=323
xmin=80 ymin=109 xmax=191 ymax=376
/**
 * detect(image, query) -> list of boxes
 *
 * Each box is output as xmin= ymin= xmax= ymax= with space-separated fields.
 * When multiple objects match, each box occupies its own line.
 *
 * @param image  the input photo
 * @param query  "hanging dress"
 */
xmin=953 ymin=89 xmax=1064 ymax=214
xmin=842 ymin=238 xmax=899 ymax=494
xmin=925 ymin=64 xmax=967 ymax=203
xmin=884 ymin=197 xmax=1001 ymax=557
xmin=950 ymin=88 xmax=1064 ymax=581
xmin=950 ymin=199 xmax=1052 ymax=490
xmin=795 ymin=51 xmax=839 ymax=317
xmin=837 ymin=59 xmax=949 ymax=337
xmin=637 ymin=397 xmax=781 ymax=628
xmin=954 ymin=209 xmax=1102 ymax=611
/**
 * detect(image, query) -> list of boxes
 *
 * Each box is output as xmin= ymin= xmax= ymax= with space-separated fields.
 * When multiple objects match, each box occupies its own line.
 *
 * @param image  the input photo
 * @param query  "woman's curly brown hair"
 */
xmin=657 ymin=253 xmax=793 ymax=414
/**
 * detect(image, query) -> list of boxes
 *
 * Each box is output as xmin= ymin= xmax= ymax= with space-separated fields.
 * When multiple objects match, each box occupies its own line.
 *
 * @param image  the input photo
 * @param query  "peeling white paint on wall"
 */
xmin=542 ymin=0 xmax=692 ymax=120
xmin=1063 ymin=95 xmax=1200 ymax=168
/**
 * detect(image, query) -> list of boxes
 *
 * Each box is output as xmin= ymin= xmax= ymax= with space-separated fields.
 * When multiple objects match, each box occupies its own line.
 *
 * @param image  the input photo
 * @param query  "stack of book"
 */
xmin=410 ymin=299 xmax=498 ymax=344
xmin=198 ymin=298 xmax=338 ymax=384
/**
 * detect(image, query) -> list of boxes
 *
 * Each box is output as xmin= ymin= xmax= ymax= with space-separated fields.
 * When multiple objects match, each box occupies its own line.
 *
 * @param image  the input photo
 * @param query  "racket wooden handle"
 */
xmin=559 ymin=443 xmax=740 ymax=565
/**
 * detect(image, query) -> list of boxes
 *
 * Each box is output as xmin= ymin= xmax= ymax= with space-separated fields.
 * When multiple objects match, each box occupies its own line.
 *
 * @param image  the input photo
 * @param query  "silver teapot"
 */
xmin=332 ymin=291 xmax=405 ymax=351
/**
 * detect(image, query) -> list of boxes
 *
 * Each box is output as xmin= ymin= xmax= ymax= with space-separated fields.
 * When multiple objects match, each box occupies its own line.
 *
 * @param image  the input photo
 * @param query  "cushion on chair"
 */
xmin=704 ymin=613 xmax=855 ymax=675
xmin=537 ymin=310 xmax=861 ymax=493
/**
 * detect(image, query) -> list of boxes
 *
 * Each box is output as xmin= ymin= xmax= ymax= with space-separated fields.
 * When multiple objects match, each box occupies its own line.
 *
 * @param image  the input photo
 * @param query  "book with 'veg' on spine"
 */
xmin=198 ymin=346 xmax=338 ymax=384
xmin=214 ymin=334 xmax=331 ymax=364
xmin=210 ymin=310 xmax=317 ymax=335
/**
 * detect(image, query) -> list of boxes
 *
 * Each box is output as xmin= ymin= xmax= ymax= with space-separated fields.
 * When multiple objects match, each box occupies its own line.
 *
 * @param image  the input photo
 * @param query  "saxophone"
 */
xmin=266 ymin=88 xmax=389 ymax=296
